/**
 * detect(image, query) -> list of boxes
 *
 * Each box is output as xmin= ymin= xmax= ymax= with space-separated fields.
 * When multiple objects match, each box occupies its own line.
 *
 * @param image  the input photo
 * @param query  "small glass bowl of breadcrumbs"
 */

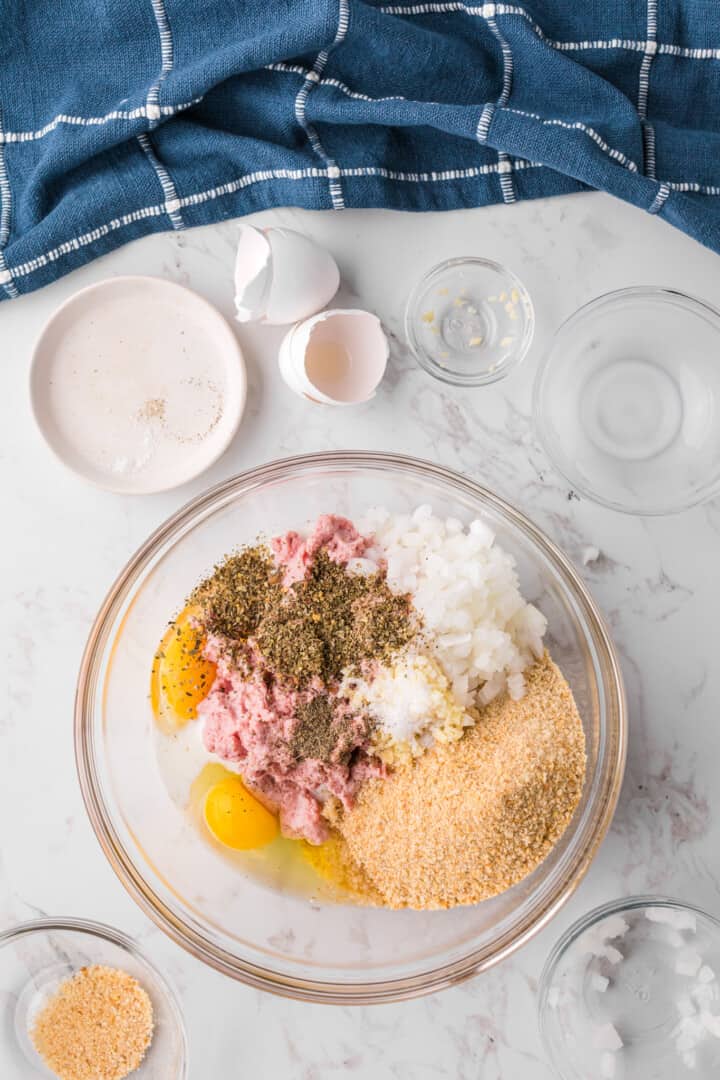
xmin=0 ymin=918 xmax=188 ymax=1079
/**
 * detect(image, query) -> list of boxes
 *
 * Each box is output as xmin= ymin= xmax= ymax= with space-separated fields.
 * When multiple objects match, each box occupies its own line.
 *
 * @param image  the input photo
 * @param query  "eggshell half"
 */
xmin=279 ymin=308 xmax=388 ymax=405
xmin=234 ymin=226 xmax=272 ymax=322
xmin=234 ymin=225 xmax=340 ymax=325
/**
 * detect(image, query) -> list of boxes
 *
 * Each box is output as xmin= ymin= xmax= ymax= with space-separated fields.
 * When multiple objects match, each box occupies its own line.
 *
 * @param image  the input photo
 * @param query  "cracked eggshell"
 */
xmin=234 ymin=225 xmax=340 ymax=325
xmin=279 ymin=308 xmax=389 ymax=405
xmin=233 ymin=226 xmax=272 ymax=321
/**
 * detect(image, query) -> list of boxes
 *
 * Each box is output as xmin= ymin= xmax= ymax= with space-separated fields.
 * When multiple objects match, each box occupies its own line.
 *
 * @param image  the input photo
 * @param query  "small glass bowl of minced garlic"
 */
xmin=0 ymin=917 xmax=188 ymax=1079
xmin=405 ymin=256 xmax=535 ymax=387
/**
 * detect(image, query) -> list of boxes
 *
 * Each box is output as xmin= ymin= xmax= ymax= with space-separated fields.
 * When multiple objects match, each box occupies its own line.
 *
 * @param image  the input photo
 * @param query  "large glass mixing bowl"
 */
xmin=75 ymin=452 xmax=626 ymax=1003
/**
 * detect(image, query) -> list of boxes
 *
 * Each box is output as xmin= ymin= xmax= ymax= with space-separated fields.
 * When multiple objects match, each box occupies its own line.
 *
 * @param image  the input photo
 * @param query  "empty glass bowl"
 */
xmin=539 ymin=896 xmax=720 ymax=1079
xmin=405 ymin=257 xmax=535 ymax=385
xmin=75 ymin=452 xmax=625 ymax=1003
xmin=534 ymin=287 xmax=720 ymax=515
xmin=0 ymin=918 xmax=188 ymax=1078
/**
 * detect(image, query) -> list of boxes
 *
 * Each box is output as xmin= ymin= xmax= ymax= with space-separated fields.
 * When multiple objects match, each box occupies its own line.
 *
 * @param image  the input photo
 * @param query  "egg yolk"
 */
xmin=204 ymin=775 xmax=278 ymax=850
xmin=151 ymin=605 xmax=216 ymax=732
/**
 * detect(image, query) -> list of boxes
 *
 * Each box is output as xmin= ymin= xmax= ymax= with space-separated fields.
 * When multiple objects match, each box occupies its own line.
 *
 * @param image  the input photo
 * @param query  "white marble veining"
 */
xmin=1 ymin=192 xmax=719 ymax=1079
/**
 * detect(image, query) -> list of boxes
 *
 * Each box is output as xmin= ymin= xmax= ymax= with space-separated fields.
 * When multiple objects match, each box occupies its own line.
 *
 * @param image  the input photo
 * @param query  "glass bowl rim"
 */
xmin=75 ymin=450 xmax=627 ymax=1004
xmin=537 ymin=893 xmax=720 ymax=1079
xmin=404 ymin=256 xmax=536 ymax=387
xmin=0 ymin=915 xmax=189 ymax=1078
xmin=532 ymin=285 xmax=720 ymax=516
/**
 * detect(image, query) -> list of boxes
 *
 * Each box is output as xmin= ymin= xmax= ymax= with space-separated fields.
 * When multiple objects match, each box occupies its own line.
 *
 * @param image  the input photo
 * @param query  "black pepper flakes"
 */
xmin=289 ymin=695 xmax=375 ymax=765
xmin=289 ymin=696 xmax=339 ymax=761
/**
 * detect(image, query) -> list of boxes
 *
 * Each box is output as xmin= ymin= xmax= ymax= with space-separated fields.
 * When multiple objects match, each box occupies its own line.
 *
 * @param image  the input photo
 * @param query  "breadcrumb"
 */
xmin=332 ymin=655 xmax=586 ymax=909
xmin=31 ymin=965 xmax=154 ymax=1080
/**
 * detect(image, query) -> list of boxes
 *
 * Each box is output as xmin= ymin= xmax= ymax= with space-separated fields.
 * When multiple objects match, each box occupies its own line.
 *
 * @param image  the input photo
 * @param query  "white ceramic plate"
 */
xmin=30 ymin=276 xmax=247 ymax=494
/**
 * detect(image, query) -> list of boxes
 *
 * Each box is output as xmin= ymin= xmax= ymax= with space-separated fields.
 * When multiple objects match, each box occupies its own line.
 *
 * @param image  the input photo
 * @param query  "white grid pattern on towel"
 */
xmin=147 ymin=0 xmax=174 ymax=122
xmin=377 ymin=2 xmax=720 ymax=59
xmin=503 ymin=106 xmax=639 ymax=172
xmin=648 ymin=181 xmax=670 ymax=214
xmin=497 ymin=154 xmax=515 ymax=202
xmin=5 ymin=146 xmax=719 ymax=289
xmin=294 ymin=0 xmax=350 ymax=209
xmin=341 ymin=159 xmax=538 ymax=181
xmin=2 ymin=1 xmax=720 ymax=291
xmin=137 ymin=132 xmax=184 ymax=229
xmin=2 ymin=160 xmax=542 ymax=283
xmin=0 ymin=110 xmax=18 ymax=298
xmin=658 ymin=43 xmax=720 ymax=59
xmin=370 ymin=2 xmax=675 ymax=194
xmin=2 ymin=6 xmax=718 ymax=146
xmin=667 ymin=180 xmax=720 ymax=195
xmin=639 ymin=0 xmax=658 ymax=178
xmin=271 ymin=29 xmax=521 ymax=207
xmin=267 ymin=62 xmax=410 ymax=103
xmin=0 ymin=100 xmax=198 ymax=144
xmin=475 ymin=6 xmax=516 ymax=203
xmin=5 ymin=202 xmax=169 ymax=281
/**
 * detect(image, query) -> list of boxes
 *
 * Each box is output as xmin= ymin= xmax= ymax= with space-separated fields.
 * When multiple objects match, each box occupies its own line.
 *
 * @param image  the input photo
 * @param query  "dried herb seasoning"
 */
xmin=255 ymin=613 xmax=326 ymax=684
xmin=192 ymin=544 xmax=280 ymax=642
xmin=353 ymin=591 xmax=416 ymax=659
xmin=254 ymin=551 xmax=415 ymax=685
xmin=191 ymin=540 xmax=417 ymax=687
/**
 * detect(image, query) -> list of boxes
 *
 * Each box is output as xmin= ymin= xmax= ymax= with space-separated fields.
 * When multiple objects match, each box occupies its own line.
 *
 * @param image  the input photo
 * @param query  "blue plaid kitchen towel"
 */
xmin=1 ymin=1 xmax=720 ymax=300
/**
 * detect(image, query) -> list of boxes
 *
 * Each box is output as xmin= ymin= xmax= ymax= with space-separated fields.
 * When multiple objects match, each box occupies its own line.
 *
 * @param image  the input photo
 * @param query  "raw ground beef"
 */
xmin=271 ymin=513 xmax=371 ymax=585
xmin=198 ymin=514 xmax=382 ymax=843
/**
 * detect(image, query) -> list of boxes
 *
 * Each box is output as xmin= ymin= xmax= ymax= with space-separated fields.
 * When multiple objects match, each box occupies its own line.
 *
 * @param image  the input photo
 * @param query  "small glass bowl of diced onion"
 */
xmin=539 ymin=896 xmax=720 ymax=1080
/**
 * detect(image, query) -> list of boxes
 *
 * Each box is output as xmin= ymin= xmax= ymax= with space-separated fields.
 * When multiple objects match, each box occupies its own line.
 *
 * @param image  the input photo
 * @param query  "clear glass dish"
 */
xmin=539 ymin=896 xmax=720 ymax=1079
xmin=533 ymin=287 xmax=720 ymax=515
xmin=0 ymin=918 xmax=188 ymax=1078
xmin=75 ymin=451 xmax=626 ymax=1003
xmin=405 ymin=257 xmax=534 ymax=386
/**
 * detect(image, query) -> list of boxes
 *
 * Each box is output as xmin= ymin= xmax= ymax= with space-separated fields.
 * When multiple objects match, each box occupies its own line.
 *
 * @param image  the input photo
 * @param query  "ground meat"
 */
xmin=196 ymin=514 xmax=386 ymax=844
xmin=198 ymin=662 xmax=382 ymax=844
xmin=271 ymin=513 xmax=371 ymax=585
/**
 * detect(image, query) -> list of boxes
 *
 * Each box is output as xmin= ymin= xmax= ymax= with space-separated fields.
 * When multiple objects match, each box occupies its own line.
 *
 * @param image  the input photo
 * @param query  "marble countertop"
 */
xmin=2 ymin=191 xmax=719 ymax=1079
